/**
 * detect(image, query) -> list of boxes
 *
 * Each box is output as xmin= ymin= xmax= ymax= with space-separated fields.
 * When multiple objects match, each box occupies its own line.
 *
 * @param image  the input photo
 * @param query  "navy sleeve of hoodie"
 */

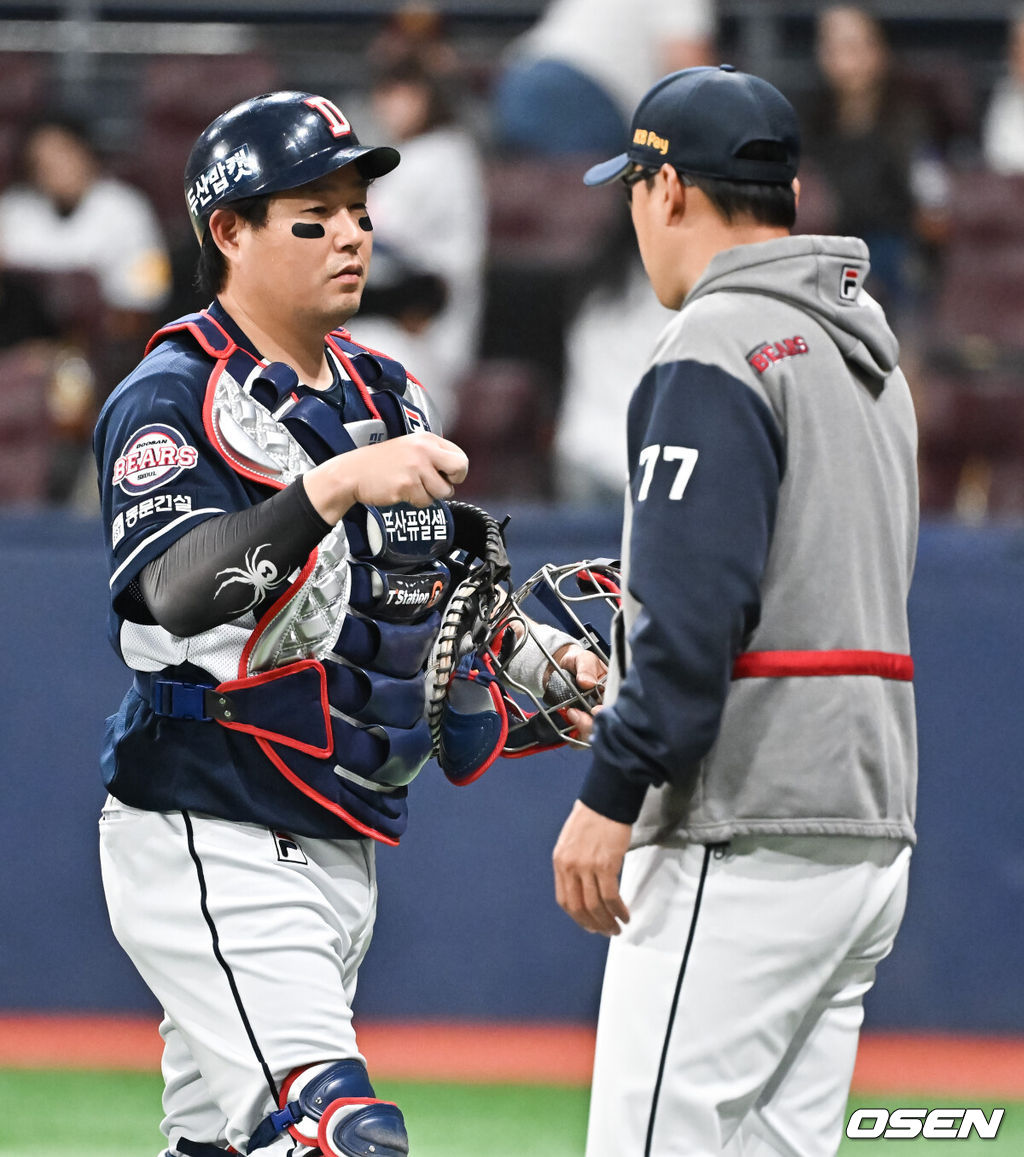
xmin=579 ymin=359 xmax=785 ymax=823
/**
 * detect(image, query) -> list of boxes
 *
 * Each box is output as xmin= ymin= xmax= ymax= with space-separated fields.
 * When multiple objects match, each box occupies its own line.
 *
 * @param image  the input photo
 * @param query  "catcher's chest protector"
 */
xmin=145 ymin=310 xmax=456 ymax=844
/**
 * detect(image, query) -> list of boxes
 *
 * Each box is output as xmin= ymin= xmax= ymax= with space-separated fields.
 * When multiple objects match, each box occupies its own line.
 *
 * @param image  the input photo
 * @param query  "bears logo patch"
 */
xmin=113 ymin=424 xmax=199 ymax=495
xmin=747 ymin=336 xmax=809 ymax=374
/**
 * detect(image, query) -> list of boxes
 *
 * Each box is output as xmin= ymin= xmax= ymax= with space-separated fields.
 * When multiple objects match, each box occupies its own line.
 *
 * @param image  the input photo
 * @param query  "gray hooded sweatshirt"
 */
xmin=580 ymin=234 xmax=919 ymax=848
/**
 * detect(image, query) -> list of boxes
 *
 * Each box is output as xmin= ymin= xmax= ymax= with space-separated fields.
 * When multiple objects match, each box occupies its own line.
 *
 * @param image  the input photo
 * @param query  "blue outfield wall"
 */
xmin=1 ymin=508 xmax=1022 ymax=1033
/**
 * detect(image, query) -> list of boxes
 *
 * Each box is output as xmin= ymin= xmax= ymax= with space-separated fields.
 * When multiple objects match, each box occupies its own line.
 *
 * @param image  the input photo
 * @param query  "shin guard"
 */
xmin=248 ymin=1059 xmax=408 ymax=1156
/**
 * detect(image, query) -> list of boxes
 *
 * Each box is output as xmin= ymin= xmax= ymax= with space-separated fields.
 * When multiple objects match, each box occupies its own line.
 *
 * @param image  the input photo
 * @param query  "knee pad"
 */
xmin=248 ymin=1059 xmax=408 ymax=1157
xmin=317 ymin=1098 xmax=408 ymax=1157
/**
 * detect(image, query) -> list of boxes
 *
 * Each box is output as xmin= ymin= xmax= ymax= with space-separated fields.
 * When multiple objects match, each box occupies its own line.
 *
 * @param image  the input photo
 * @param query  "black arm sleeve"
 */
xmin=139 ymin=479 xmax=333 ymax=637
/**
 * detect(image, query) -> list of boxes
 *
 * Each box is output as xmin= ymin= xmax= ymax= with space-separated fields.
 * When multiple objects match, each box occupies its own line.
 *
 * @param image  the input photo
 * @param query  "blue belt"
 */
xmin=133 ymin=672 xmax=234 ymax=723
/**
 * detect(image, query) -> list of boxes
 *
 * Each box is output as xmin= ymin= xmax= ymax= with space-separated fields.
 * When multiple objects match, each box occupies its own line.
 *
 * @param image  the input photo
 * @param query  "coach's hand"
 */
xmin=303 ymin=432 xmax=468 ymax=523
xmin=547 ymin=643 xmax=607 ymax=741
xmin=549 ymin=642 xmax=606 ymax=698
xmin=553 ymin=800 xmax=631 ymax=936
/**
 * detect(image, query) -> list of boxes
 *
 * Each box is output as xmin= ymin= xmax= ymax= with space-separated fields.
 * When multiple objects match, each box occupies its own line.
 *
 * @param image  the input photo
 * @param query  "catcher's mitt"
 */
xmin=425 ymin=501 xmax=511 ymax=754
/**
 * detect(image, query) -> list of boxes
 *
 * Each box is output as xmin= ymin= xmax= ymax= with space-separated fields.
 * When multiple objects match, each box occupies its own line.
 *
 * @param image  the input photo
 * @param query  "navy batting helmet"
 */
xmin=184 ymin=90 xmax=401 ymax=242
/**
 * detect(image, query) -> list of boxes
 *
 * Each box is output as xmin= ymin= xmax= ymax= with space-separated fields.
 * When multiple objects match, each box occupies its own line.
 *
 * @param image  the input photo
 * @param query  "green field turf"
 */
xmin=1 ymin=1069 xmax=1020 ymax=1156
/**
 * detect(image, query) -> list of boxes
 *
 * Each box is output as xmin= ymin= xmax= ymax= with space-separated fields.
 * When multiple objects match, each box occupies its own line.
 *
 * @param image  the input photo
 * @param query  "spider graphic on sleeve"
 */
xmin=214 ymin=543 xmax=289 ymax=611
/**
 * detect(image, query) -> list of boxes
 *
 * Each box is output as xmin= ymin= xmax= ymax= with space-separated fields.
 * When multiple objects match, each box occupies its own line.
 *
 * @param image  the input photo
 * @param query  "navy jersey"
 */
xmin=99 ymin=309 xmax=261 ymax=640
xmin=95 ymin=301 xmax=442 ymax=842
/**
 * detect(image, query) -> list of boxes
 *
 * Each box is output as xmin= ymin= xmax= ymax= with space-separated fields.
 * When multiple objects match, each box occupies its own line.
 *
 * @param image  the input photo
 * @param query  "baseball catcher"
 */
xmin=92 ymin=91 xmax=599 ymax=1157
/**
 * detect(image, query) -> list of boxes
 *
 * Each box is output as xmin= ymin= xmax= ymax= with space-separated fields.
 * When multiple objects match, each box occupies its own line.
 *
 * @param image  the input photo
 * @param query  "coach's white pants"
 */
xmin=585 ymin=836 xmax=911 ymax=1157
xmin=99 ymin=798 xmax=377 ymax=1155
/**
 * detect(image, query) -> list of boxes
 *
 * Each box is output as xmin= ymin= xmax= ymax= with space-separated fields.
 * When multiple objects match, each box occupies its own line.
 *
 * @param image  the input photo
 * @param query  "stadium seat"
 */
xmin=943 ymin=168 xmax=1024 ymax=245
xmin=930 ymin=167 xmax=1022 ymax=347
xmin=134 ymin=53 xmax=283 ymax=231
xmin=140 ymin=53 xmax=283 ymax=128
xmin=933 ymin=241 xmax=1024 ymax=353
xmin=447 ymin=358 xmax=557 ymax=501
xmin=0 ymin=53 xmax=50 ymax=115
xmin=929 ymin=170 xmax=1024 ymax=353
xmin=485 ymin=155 xmax=620 ymax=272
xmin=0 ymin=343 xmax=56 ymax=505
xmin=901 ymin=51 xmax=978 ymax=151
xmin=481 ymin=155 xmax=623 ymax=408
xmin=8 ymin=269 xmax=107 ymax=352
xmin=0 ymin=53 xmax=52 ymax=186
xmin=0 ymin=122 xmax=22 ymax=191
xmin=916 ymin=371 xmax=1024 ymax=519
xmin=915 ymin=169 xmax=1024 ymax=517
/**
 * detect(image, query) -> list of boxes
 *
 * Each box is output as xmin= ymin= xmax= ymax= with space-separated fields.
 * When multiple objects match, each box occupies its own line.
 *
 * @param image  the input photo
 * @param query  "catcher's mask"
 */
xmin=488 ymin=559 xmax=622 ymax=753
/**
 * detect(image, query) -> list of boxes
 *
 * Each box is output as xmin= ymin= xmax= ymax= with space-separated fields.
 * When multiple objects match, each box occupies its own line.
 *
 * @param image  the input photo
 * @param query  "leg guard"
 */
xmin=316 ymin=1098 xmax=408 ymax=1157
xmin=247 ymin=1060 xmax=408 ymax=1157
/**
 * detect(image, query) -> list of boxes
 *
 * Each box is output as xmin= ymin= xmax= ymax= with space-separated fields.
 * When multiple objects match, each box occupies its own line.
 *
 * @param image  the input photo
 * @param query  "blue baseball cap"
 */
xmin=583 ymin=65 xmax=800 ymax=188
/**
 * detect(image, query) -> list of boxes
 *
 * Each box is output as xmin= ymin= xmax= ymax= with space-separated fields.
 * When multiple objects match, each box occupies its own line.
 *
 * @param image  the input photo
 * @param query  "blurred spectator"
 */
xmin=0 ymin=114 xmax=171 ymax=320
xmin=368 ymin=1 xmax=460 ymax=79
xmin=0 ymin=114 xmax=170 ymax=505
xmin=554 ymin=215 xmax=675 ymax=505
xmin=492 ymin=0 xmax=715 ymax=156
xmin=800 ymin=6 xmax=951 ymax=328
xmin=982 ymin=4 xmax=1024 ymax=175
xmin=0 ymin=261 xmax=59 ymax=351
xmin=351 ymin=59 xmax=487 ymax=428
xmin=0 ymin=253 xmax=92 ymax=507
xmin=495 ymin=0 xmax=715 ymax=504
xmin=507 ymin=1 xmax=711 ymax=502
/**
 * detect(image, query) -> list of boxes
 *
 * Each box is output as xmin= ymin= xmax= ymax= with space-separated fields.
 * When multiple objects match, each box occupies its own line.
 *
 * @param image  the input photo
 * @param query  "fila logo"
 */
xmin=840 ymin=264 xmax=862 ymax=302
xmin=304 ymin=95 xmax=352 ymax=138
xmin=846 ymin=1107 xmax=1004 ymax=1140
xmin=273 ymin=831 xmax=308 ymax=864
xmin=403 ymin=405 xmax=427 ymax=433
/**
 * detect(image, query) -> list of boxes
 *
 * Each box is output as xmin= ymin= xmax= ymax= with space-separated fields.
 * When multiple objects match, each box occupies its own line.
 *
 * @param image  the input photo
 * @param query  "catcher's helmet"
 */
xmin=184 ymin=90 xmax=401 ymax=242
xmin=487 ymin=559 xmax=622 ymax=752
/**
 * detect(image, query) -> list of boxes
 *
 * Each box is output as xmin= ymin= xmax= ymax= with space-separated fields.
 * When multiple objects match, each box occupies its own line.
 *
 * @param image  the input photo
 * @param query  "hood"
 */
xmin=686 ymin=234 xmax=900 ymax=384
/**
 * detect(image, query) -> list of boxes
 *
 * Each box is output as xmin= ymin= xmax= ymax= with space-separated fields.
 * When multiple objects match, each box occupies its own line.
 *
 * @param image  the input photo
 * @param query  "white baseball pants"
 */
xmin=585 ymin=836 xmax=911 ymax=1157
xmin=99 ymin=796 xmax=377 ymax=1155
